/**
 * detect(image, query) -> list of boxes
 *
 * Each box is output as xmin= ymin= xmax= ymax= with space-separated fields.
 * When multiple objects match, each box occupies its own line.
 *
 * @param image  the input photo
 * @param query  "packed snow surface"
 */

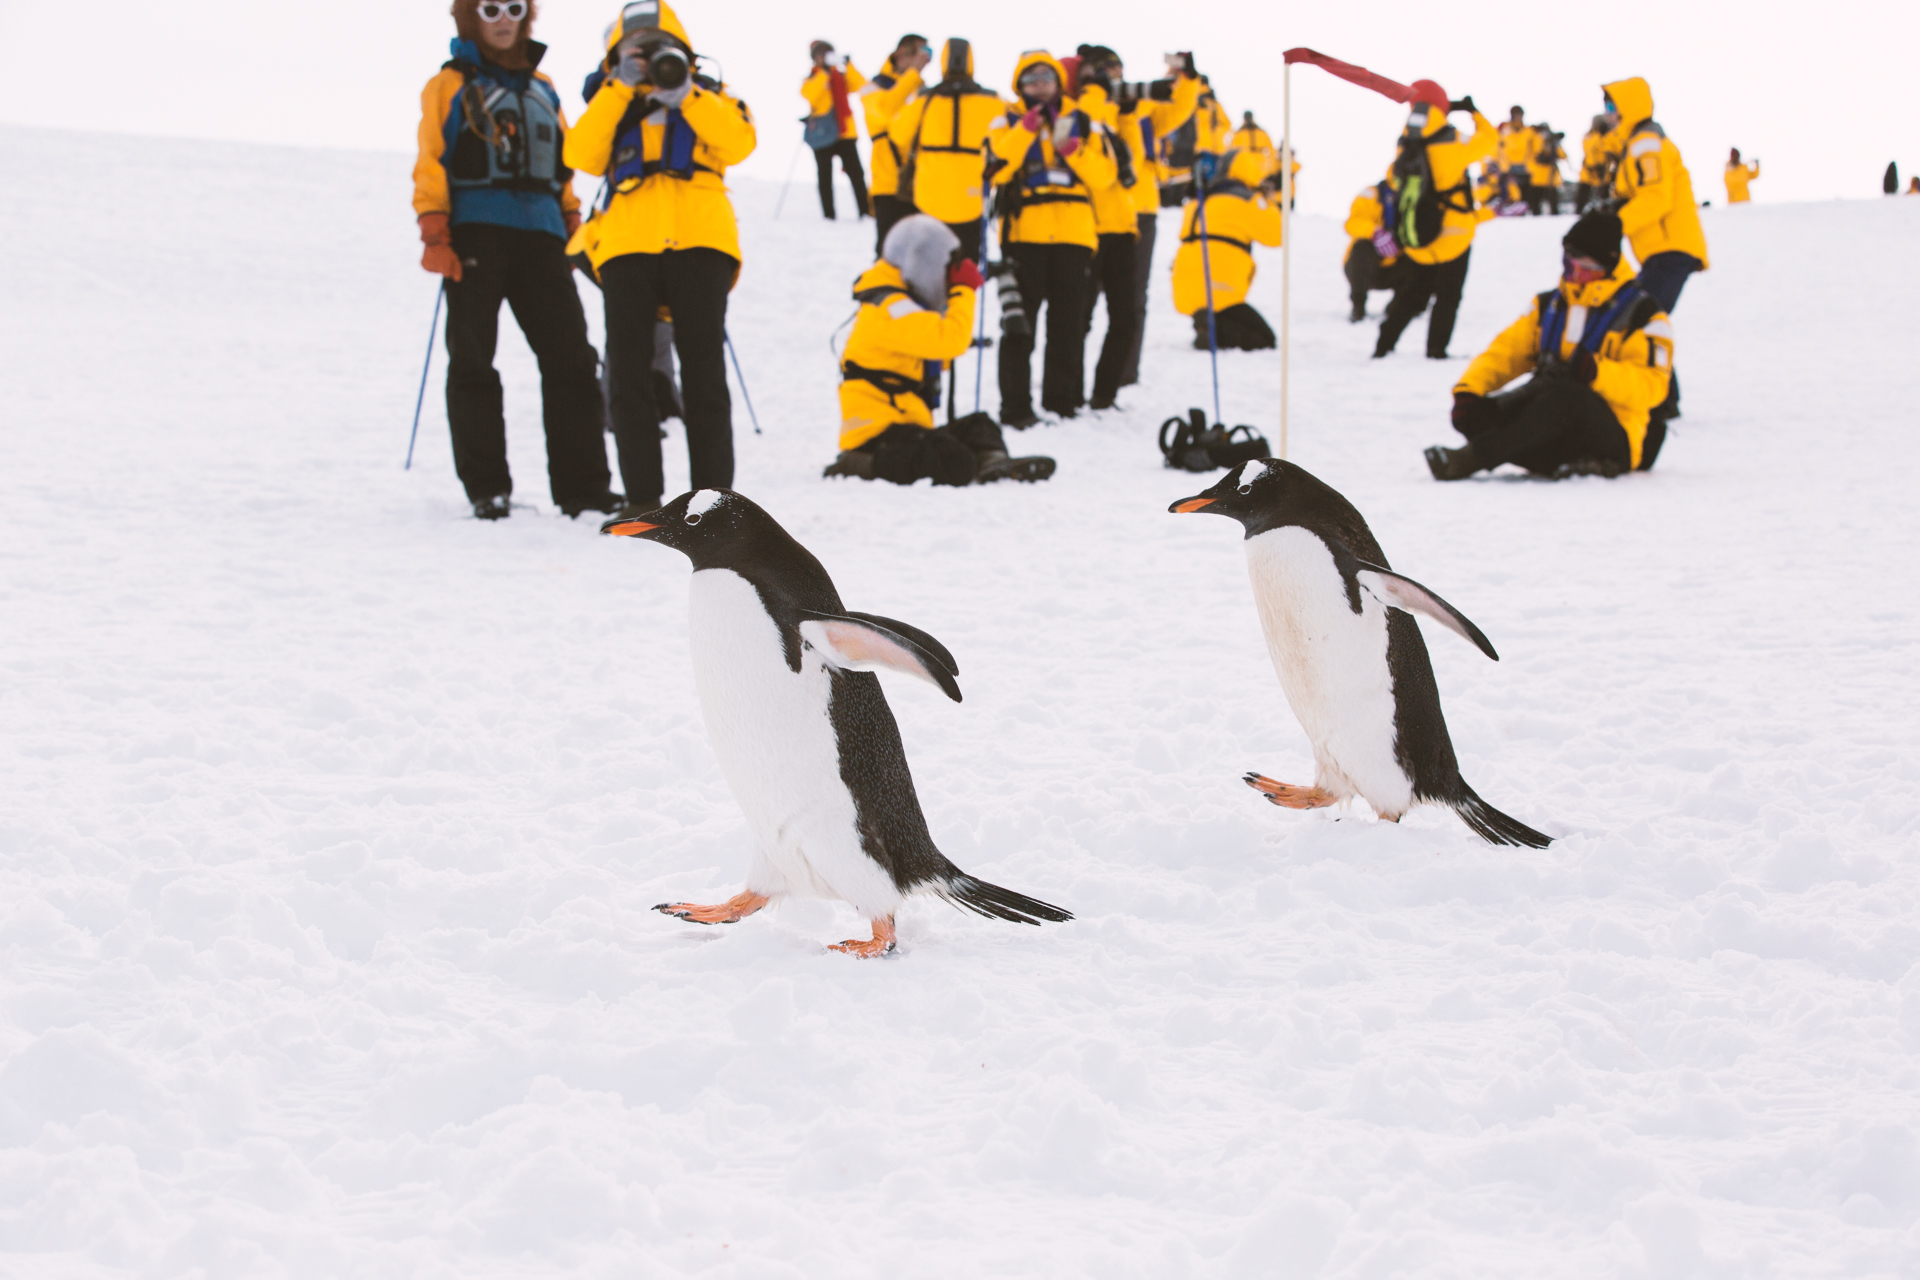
xmin=3 ymin=127 xmax=1919 ymax=1277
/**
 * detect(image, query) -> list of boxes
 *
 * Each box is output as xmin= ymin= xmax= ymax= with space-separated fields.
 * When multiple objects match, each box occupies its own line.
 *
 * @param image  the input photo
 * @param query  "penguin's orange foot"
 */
xmin=828 ymin=916 xmax=896 ymax=958
xmin=1244 ymin=773 xmax=1339 ymax=809
xmin=654 ymin=892 xmax=769 ymax=925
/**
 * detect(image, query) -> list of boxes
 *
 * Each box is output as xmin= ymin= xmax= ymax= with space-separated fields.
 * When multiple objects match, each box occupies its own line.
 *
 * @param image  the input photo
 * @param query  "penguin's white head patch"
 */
xmin=684 ymin=489 xmax=727 ymax=523
xmin=1233 ymin=460 xmax=1273 ymax=493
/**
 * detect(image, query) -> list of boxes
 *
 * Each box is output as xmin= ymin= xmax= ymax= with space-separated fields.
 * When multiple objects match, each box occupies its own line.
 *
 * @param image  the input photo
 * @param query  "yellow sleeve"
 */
xmin=1144 ymin=74 xmax=1201 ymax=137
xmin=1593 ymin=316 xmax=1674 ymax=415
xmin=863 ymin=67 xmax=920 ymax=134
xmin=1066 ymin=121 xmax=1117 ymax=191
xmin=412 ymin=70 xmax=463 ymax=218
xmin=1617 ymin=139 xmax=1674 ymax=238
xmin=564 ymin=79 xmax=639 ymax=178
xmin=683 ymin=86 xmax=757 ymax=166
xmin=845 ymin=64 xmax=867 ymax=95
xmin=987 ymin=116 xmax=1036 ymax=181
xmin=1245 ymin=196 xmax=1284 ymax=246
xmin=887 ymin=95 xmax=928 ymax=150
xmin=879 ymin=288 xmax=979 ymax=362
xmin=1457 ymin=306 xmax=1541 ymax=396
xmin=1463 ymin=111 xmax=1497 ymax=166
xmin=801 ymin=70 xmax=832 ymax=115
xmin=1345 ymin=193 xmax=1378 ymax=240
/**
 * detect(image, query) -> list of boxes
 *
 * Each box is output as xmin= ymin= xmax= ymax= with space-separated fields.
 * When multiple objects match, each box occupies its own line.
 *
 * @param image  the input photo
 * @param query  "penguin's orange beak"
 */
xmin=600 ymin=517 xmax=658 ymax=536
xmin=1170 ymin=497 xmax=1215 ymax=513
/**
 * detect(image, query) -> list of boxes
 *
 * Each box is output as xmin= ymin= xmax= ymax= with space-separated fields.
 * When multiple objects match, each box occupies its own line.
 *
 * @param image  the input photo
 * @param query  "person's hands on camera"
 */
xmin=1451 ymin=391 xmax=1494 ymax=433
xmin=1166 ymin=51 xmax=1196 ymax=78
xmin=947 ymin=258 xmax=985 ymax=291
xmin=1449 ymin=95 xmax=1477 ymax=115
xmin=418 ymin=212 xmax=463 ymax=282
xmin=614 ymin=51 xmax=647 ymax=87
xmin=651 ymin=78 xmax=692 ymax=108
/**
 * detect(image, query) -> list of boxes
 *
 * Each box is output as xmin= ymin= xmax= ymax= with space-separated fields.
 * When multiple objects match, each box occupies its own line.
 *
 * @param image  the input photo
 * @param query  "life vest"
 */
xmin=443 ymin=59 xmax=568 ymax=196
xmin=1535 ymin=280 xmax=1659 ymax=365
xmin=1008 ymin=109 xmax=1092 ymax=205
xmin=608 ymin=95 xmax=714 ymax=193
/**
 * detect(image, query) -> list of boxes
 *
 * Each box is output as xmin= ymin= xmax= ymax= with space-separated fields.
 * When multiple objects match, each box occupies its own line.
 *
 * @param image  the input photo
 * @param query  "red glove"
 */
xmin=1057 ymin=134 xmax=1082 ymax=158
xmin=1020 ymin=107 xmax=1045 ymax=133
xmin=947 ymin=258 xmax=985 ymax=291
xmin=564 ymin=209 xmax=582 ymax=238
xmin=418 ymin=212 xmax=463 ymax=282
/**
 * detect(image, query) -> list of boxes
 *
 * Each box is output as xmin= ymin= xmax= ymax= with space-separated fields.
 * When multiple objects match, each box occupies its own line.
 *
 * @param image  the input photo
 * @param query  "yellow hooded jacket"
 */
xmin=563 ymin=3 xmax=757 ymax=268
xmin=1159 ymin=91 xmax=1231 ymax=190
xmin=1231 ymin=122 xmax=1278 ymax=180
xmin=1455 ymin=265 xmax=1674 ymax=468
xmin=838 ymin=261 xmax=978 ymax=449
xmin=861 ymin=63 xmax=924 ymax=199
xmin=1497 ymin=122 xmax=1535 ymax=171
xmin=1075 ymin=83 xmax=1156 ymax=237
xmin=1344 ymin=184 xmax=1394 ymax=265
xmin=802 ymin=61 xmax=867 ymax=142
xmin=1725 ymin=159 xmax=1759 ymax=203
xmin=1581 ymin=127 xmax=1617 ymax=186
xmin=885 ymin=40 xmax=1006 ymax=225
xmin=1527 ymin=129 xmax=1563 ymax=187
xmin=986 ymin=51 xmax=1118 ymax=250
xmin=1390 ymin=103 xmax=1496 ymax=266
xmin=1112 ymin=75 xmax=1200 ymax=214
xmin=1170 ymin=151 xmax=1283 ymax=314
xmin=1604 ymin=78 xmax=1708 ymax=269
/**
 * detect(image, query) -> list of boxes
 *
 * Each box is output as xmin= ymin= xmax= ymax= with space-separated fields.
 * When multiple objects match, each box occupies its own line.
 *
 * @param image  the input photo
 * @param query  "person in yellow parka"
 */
xmin=1602 ymin=77 xmax=1708 ymax=313
xmin=1158 ymin=78 xmax=1231 ymax=206
xmin=1343 ymin=182 xmax=1404 ymax=322
xmin=1172 ymin=149 xmax=1284 ymax=350
xmin=1071 ymin=48 xmax=1199 ymax=388
xmin=1526 ymin=123 xmax=1565 ymax=214
xmin=1576 ymin=112 xmax=1619 ymax=213
xmin=413 ymin=0 xmax=618 ymax=522
xmin=1231 ymin=111 xmax=1277 ymax=179
xmin=1427 ymin=212 xmax=1674 ymax=481
xmin=861 ymin=34 xmax=930 ymax=253
xmin=825 ymin=216 xmax=1056 ymax=486
xmin=802 ymin=41 xmax=869 ymax=221
xmin=1495 ymin=106 xmax=1535 ymax=209
xmin=1375 ymin=85 xmax=1496 ymax=359
xmin=986 ymin=50 xmax=1118 ymax=426
xmin=885 ymin=38 xmax=1006 ymax=262
xmin=565 ymin=0 xmax=755 ymax=512
xmin=1725 ymin=147 xmax=1760 ymax=203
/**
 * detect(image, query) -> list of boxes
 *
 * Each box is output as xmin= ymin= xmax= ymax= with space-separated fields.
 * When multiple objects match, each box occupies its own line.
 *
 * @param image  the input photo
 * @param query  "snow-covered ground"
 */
xmin=3 ymin=126 xmax=1918 ymax=1277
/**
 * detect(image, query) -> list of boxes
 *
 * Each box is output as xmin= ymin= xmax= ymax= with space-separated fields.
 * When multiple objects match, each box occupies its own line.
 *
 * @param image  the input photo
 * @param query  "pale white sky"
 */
xmin=3 ymin=0 xmax=1913 ymax=216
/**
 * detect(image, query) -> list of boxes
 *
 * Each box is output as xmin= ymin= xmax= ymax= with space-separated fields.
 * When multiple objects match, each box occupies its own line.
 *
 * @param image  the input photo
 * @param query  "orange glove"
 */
xmin=418 ymin=212 xmax=462 ymax=282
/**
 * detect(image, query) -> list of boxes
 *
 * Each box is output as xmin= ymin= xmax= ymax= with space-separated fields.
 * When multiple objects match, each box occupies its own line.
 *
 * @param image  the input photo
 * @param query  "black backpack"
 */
xmin=1159 ymin=410 xmax=1270 ymax=473
xmin=1390 ymin=128 xmax=1472 ymax=251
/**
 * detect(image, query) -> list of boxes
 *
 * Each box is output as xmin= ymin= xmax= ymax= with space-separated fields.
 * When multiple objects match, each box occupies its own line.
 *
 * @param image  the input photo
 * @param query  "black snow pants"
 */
xmin=999 ymin=241 xmax=1093 ymax=421
xmin=600 ymin=248 xmax=737 ymax=505
xmin=1461 ymin=376 xmax=1634 ymax=474
xmin=872 ymin=194 xmax=913 ymax=256
xmin=1376 ymin=248 xmax=1472 ymax=358
xmin=1122 ymin=211 xmax=1157 ymax=385
xmin=1087 ymin=232 xmax=1140 ymax=405
xmin=814 ymin=139 xmax=870 ymax=220
xmin=443 ymin=223 xmax=611 ymax=506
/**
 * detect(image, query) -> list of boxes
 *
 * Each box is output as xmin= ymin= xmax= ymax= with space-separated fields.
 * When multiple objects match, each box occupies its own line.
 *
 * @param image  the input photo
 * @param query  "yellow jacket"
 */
xmin=838 ymin=260 xmax=978 ymax=448
xmin=1171 ymin=151 xmax=1283 ymax=314
xmin=1390 ymin=106 xmax=1496 ymax=265
xmin=1604 ymin=78 xmax=1709 ymax=269
xmin=1456 ymin=266 xmax=1674 ymax=467
xmin=1725 ymin=159 xmax=1759 ymax=203
xmin=886 ymin=39 xmax=1006 ymax=225
xmin=1581 ymin=128 xmax=1617 ymax=185
xmin=1497 ymin=123 xmax=1535 ymax=170
xmin=802 ymin=62 xmax=867 ymax=142
xmin=1231 ymin=123 xmax=1278 ymax=179
xmin=1527 ymin=129 xmax=1563 ymax=186
xmin=1343 ymin=184 xmax=1395 ymax=264
xmin=986 ymin=52 xmax=1117 ymax=250
xmin=1075 ymin=83 xmax=1161 ymax=236
xmin=1160 ymin=92 xmax=1232 ymax=189
xmin=1117 ymin=76 xmax=1201 ymax=213
xmin=861 ymin=64 xmax=923 ymax=198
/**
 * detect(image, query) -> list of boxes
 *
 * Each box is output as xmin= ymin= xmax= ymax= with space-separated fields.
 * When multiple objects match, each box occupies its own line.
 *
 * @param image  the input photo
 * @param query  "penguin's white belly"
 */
xmin=1244 ymin=529 xmax=1415 ymax=815
xmin=686 ymin=570 xmax=902 ymax=916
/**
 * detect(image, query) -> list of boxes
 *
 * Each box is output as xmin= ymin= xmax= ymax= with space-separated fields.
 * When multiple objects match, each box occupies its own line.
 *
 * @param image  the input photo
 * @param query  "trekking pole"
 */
xmin=772 ymin=140 xmax=806 ymax=219
xmin=724 ymin=329 xmax=762 ymax=434
xmin=1279 ymin=59 xmax=1292 ymax=459
xmin=973 ymin=197 xmax=994 ymax=414
xmin=1194 ymin=165 xmax=1224 ymax=427
xmin=405 ymin=280 xmax=447 ymax=470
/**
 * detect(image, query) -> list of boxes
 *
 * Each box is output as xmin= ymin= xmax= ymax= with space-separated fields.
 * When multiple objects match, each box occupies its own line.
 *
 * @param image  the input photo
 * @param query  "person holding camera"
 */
xmin=1725 ymin=148 xmax=1760 ymax=204
xmin=1425 ymin=212 xmax=1674 ymax=481
xmin=885 ymin=38 xmax=1007 ymax=263
xmin=862 ymin=34 xmax=931 ymax=254
xmin=823 ymin=216 xmax=1056 ymax=486
xmin=564 ymin=1 xmax=755 ymax=515
xmin=1171 ymin=149 xmax=1284 ymax=350
xmin=986 ymin=51 xmax=1117 ymax=426
xmin=1576 ymin=112 xmax=1620 ymax=213
xmin=1373 ymin=86 xmax=1495 ymax=360
xmin=412 ymin=0 xmax=619 ymax=522
xmin=1526 ymin=124 xmax=1565 ymax=214
xmin=1156 ymin=77 xmax=1231 ymax=208
xmin=802 ymin=40 xmax=870 ymax=221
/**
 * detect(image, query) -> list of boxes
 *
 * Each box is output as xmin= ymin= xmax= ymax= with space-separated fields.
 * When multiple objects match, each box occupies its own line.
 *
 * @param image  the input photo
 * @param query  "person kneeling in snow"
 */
xmin=1171 ymin=149 xmax=1283 ymax=351
xmin=1426 ymin=212 xmax=1673 ymax=481
xmin=825 ymin=216 xmax=1055 ymax=486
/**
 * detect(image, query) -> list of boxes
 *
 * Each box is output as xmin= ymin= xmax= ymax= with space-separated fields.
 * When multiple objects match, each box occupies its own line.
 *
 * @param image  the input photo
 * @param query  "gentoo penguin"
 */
xmin=1170 ymin=459 xmax=1551 ymax=848
xmin=602 ymin=489 xmax=1072 ymax=956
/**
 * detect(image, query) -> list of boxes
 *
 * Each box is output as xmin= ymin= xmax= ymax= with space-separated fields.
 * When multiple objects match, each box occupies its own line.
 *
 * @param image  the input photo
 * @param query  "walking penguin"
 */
xmin=602 ymin=489 xmax=1073 ymax=955
xmin=1170 ymin=460 xmax=1552 ymax=847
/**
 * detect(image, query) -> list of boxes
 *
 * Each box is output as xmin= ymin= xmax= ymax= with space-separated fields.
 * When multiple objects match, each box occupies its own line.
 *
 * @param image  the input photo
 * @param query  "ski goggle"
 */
xmin=1563 ymin=254 xmax=1610 ymax=284
xmin=476 ymin=1 xmax=527 ymax=20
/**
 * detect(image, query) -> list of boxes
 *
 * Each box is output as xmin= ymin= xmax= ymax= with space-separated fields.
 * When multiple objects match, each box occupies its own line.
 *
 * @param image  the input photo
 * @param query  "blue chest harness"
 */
xmin=1539 ymin=281 xmax=1645 ymax=358
xmin=609 ymin=104 xmax=704 ymax=191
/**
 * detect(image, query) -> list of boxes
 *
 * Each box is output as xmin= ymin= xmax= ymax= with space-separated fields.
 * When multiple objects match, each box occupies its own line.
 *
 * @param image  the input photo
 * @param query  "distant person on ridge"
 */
xmin=802 ymin=40 xmax=870 ymax=221
xmin=412 ymin=0 xmax=619 ymax=521
xmin=1374 ymin=85 xmax=1495 ymax=360
xmin=1725 ymin=148 xmax=1760 ymax=203
xmin=565 ymin=0 xmax=755 ymax=515
xmin=861 ymin=34 xmax=932 ymax=254
xmin=1426 ymin=211 xmax=1675 ymax=481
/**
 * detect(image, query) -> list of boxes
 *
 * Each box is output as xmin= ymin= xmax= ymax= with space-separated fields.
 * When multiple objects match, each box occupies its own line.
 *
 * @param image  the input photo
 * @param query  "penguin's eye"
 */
xmin=684 ymin=513 xmax=702 ymax=526
xmin=1238 ymin=484 xmax=1253 ymax=495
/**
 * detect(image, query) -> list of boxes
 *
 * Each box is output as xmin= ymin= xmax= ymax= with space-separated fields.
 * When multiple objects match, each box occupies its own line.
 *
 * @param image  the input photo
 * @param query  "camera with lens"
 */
xmin=649 ymin=46 xmax=690 ymax=90
xmin=986 ymin=260 xmax=1030 ymax=338
xmin=1110 ymin=79 xmax=1176 ymax=109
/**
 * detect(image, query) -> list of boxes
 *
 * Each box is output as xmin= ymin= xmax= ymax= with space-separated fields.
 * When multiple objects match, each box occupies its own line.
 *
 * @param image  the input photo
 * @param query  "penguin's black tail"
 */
xmin=1451 ymin=784 xmax=1553 ymax=849
xmin=940 ymin=875 xmax=1074 ymax=925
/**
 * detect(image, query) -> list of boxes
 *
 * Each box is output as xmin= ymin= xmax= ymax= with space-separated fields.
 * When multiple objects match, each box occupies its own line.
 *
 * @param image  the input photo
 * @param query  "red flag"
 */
xmin=1283 ymin=48 xmax=1448 ymax=109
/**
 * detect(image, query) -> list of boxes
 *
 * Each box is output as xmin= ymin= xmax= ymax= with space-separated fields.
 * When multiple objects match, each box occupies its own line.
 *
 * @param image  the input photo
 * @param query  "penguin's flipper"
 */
xmin=798 ymin=615 xmax=964 ymax=702
xmin=841 ymin=612 xmax=958 ymax=677
xmin=1244 ymin=773 xmax=1340 ymax=809
xmin=1353 ymin=563 xmax=1500 ymax=661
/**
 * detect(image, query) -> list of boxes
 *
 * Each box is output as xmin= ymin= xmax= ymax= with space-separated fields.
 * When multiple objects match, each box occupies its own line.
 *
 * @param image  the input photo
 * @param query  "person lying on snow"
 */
xmin=1425 ymin=211 xmax=1674 ymax=481
xmin=824 ymin=216 xmax=1055 ymax=486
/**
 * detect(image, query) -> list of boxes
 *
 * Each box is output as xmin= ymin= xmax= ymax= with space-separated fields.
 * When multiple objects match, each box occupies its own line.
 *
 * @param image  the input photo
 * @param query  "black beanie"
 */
xmin=1563 ymin=211 xmax=1623 ymax=272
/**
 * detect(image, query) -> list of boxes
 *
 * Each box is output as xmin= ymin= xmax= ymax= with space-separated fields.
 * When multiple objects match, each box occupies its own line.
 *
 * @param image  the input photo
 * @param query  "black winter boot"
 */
xmin=975 ymin=451 xmax=1056 ymax=483
xmin=1424 ymin=444 xmax=1481 ymax=481
xmin=473 ymin=494 xmax=511 ymax=520
xmin=561 ymin=491 xmax=625 ymax=519
xmin=822 ymin=451 xmax=877 ymax=480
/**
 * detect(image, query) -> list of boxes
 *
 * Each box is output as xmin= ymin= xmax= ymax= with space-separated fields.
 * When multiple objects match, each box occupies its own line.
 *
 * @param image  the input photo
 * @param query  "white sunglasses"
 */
xmin=477 ymin=1 xmax=527 ymax=20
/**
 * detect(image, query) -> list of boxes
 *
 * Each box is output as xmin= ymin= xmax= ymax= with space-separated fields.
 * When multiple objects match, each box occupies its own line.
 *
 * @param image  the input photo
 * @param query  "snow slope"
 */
xmin=3 ymin=126 xmax=1918 ymax=1278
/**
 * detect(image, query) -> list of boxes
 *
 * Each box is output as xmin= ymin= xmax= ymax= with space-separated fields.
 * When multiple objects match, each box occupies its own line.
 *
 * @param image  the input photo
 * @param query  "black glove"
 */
xmin=1449 ymin=95 xmax=1477 ymax=115
xmin=1569 ymin=349 xmax=1598 ymax=383
xmin=1451 ymin=392 xmax=1494 ymax=434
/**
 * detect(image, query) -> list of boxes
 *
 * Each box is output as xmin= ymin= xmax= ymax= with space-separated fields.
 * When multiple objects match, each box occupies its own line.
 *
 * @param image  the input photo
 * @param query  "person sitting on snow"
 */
xmin=1170 ymin=149 xmax=1283 ymax=350
xmin=1425 ymin=211 xmax=1674 ymax=481
xmin=824 ymin=216 xmax=1055 ymax=486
